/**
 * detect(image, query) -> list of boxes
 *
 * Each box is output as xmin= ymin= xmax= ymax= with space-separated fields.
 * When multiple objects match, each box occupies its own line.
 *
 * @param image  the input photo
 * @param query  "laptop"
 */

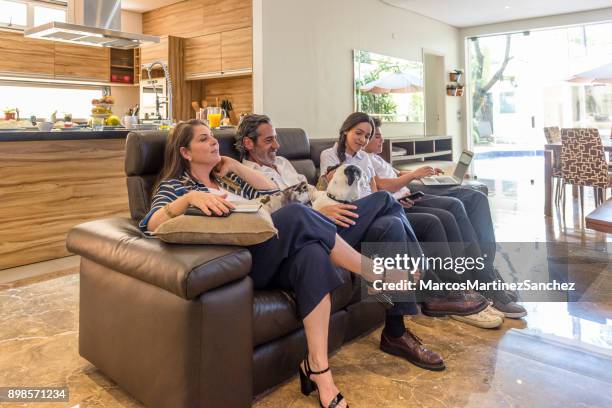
xmin=420 ymin=150 xmax=474 ymax=186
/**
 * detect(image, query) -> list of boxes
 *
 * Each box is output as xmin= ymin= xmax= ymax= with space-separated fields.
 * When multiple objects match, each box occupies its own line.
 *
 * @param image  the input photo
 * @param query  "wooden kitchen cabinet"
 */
xmin=221 ymin=27 xmax=252 ymax=73
xmin=184 ymin=27 xmax=252 ymax=79
xmin=54 ymin=43 xmax=110 ymax=81
xmin=0 ymin=31 xmax=54 ymax=78
xmin=184 ymin=34 xmax=221 ymax=79
xmin=140 ymin=36 xmax=169 ymax=66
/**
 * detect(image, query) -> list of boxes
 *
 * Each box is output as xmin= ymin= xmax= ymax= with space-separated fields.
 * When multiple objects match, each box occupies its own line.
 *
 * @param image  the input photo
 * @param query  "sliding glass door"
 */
xmin=468 ymin=22 xmax=612 ymax=182
xmin=469 ymin=26 xmax=612 ymax=146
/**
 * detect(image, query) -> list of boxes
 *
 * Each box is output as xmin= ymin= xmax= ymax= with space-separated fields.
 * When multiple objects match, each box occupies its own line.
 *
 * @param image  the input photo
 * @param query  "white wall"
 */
xmin=260 ymin=0 xmax=462 ymax=147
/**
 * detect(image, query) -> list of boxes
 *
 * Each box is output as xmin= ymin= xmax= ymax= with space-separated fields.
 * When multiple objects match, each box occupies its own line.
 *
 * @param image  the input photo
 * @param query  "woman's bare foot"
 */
xmin=300 ymin=357 xmax=348 ymax=408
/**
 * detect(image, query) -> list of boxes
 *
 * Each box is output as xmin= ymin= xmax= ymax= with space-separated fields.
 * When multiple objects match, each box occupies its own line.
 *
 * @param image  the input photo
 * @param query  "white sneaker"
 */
xmin=451 ymin=308 xmax=503 ymax=329
xmin=485 ymin=303 xmax=506 ymax=318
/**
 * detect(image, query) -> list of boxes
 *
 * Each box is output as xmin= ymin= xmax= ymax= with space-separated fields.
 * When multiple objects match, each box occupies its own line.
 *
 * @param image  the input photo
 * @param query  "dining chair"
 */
xmin=543 ymin=126 xmax=563 ymax=206
xmin=560 ymin=128 xmax=610 ymax=221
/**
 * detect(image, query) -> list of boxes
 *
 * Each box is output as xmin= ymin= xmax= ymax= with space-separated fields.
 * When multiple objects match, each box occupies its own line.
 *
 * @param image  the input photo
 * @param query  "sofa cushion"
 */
xmin=127 ymin=174 xmax=157 ymax=222
xmin=276 ymin=128 xmax=310 ymax=160
xmin=153 ymin=210 xmax=278 ymax=246
xmin=289 ymin=159 xmax=317 ymax=185
xmin=66 ymin=217 xmax=252 ymax=300
xmin=252 ymin=269 xmax=354 ymax=347
xmin=125 ymin=131 xmax=167 ymax=176
xmin=309 ymin=138 xmax=336 ymax=169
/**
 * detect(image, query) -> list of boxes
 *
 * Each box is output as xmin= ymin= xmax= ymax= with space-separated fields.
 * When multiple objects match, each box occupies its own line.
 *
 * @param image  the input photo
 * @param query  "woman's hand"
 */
xmin=213 ymin=156 xmax=240 ymax=177
xmin=187 ymin=190 xmax=236 ymax=216
xmin=319 ymin=203 xmax=359 ymax=228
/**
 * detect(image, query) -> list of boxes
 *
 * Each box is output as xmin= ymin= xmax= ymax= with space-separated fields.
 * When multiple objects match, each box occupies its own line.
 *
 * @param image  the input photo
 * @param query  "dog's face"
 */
xmin=327 ymin=164 xmax=364 ymax=202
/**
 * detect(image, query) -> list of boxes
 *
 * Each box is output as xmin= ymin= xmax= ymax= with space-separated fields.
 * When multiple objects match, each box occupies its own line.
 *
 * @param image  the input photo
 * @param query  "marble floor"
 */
xmin=1 ymin=177 xmax=610 ymax=408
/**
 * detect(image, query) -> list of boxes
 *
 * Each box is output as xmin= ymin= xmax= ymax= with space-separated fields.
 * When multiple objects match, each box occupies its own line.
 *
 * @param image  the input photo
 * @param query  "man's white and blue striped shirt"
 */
xmin=139 ymin=171 xmax=279 ymax=233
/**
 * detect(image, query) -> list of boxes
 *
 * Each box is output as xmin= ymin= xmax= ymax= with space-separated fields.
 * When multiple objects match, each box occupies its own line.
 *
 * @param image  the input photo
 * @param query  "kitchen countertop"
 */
xmin=0 ymin=129 xmax=131 ymax=142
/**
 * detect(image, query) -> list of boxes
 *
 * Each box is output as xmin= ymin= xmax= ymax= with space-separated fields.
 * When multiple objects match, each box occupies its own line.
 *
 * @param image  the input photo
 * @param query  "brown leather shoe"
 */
xmin=380 ymin=329 xmax=445 ymax=371
xmin=420 ymin=291 xmax=487 ymax=317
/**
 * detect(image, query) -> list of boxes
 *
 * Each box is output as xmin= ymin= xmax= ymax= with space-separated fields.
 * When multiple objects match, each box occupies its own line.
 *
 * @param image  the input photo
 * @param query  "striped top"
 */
xmin=139 ymin=171 xmax=279 ymax=233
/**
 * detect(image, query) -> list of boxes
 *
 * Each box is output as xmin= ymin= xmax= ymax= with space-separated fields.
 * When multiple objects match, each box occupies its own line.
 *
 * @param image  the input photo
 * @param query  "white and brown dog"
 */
xmin=312 ymin=164 xmax=365 ymax=211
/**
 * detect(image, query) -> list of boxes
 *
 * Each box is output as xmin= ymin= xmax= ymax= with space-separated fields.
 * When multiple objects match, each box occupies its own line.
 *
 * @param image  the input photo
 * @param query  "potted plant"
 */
xmin=446 ymin=84 xmax=457 ymax=96
xmin=456 ymin=85 xmax=464 ymax=97
xmin=4 ymin=108 xmax=16 ymax=120
xmin=450 ymin=69 xmax=463 ymax=82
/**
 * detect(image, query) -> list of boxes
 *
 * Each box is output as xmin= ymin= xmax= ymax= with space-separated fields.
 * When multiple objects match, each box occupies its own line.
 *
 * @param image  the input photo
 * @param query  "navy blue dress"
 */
xmin=142 ymin=173 xmax=420 ymax=319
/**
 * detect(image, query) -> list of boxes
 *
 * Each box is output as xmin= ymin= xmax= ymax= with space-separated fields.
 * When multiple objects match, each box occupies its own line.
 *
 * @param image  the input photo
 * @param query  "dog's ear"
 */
xmin=344 ymin=165 xmax=362 ymax=186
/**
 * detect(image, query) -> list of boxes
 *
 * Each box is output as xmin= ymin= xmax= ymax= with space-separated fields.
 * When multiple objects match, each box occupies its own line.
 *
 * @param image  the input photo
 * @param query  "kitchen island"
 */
xmin=1 ymin=130 xmax=132 ymax=270
xmin=0 ymin=129 xmax=129 ymax=142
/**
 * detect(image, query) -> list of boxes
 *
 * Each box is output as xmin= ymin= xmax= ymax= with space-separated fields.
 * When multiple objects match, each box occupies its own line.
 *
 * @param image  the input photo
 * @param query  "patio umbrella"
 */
xmin=360 ymin=72 xmax=423 ymax=93
xmin=567 ymin=62 xmax=612 ymax=84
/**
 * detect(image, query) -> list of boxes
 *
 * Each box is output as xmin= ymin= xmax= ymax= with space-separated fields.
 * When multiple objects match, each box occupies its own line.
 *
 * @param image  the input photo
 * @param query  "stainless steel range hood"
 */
xmin=24 ymin=0 xmax=159 ymax=49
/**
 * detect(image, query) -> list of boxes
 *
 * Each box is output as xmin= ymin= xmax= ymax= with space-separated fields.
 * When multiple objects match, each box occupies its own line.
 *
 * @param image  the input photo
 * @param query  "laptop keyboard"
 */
xmin=436 ymin=176 xmax=457 ymax=184
xmin=423 ymin=176 xmax=457 ymax=184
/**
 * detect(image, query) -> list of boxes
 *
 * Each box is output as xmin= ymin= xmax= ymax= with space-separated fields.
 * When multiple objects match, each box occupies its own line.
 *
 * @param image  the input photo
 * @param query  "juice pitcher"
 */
xmin=200 ymin=107 xmax=226 ymax=128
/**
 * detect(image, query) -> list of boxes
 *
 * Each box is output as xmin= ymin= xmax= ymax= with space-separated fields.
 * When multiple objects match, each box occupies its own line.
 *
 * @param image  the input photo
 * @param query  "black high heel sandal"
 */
xmin=298 ymin=354 xmax=348 ymax=408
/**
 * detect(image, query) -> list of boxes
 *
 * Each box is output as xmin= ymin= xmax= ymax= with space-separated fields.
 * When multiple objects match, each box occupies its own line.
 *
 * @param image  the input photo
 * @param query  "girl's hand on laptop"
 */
xmin=434 ymin=168 xmax=444 ymax=175
xmin=412 ymin=166 xmax=435 ymax=179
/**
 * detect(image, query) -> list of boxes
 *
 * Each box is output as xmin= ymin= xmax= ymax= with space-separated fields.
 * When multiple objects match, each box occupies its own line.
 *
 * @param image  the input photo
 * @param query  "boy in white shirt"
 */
xmin=364 ymin=117 xmax=524 ymax=318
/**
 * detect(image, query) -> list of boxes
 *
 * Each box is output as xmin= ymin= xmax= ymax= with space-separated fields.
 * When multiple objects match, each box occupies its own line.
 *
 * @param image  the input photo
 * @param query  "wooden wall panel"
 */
xmin=199 ymin=0 xmax=252 ymax=36
xmin=142 ymin=0 xmax=206 ymax=38
xmin=203 ymin=76 xmax=252 ymax=116
xmin=0 ymin=139 xmax=129 ymax=271
xmin=143 ymin=0 xmax=252 ymax=38
xmin=221 ymin=27 xmax=252 ymax=72
xmin=0 ymin=31 xmax=54 ymax=77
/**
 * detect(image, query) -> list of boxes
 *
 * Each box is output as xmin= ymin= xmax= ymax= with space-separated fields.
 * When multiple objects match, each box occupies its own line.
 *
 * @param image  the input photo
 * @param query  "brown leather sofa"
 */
xmin=66 ymin=128 xmax=385 ymax=408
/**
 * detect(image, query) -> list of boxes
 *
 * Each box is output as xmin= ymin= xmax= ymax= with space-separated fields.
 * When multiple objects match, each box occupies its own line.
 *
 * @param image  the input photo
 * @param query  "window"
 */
xmin=33 ymin=4 xmax=66 ymax=26
xmin=0 ymin=1 xmax=28 ymax=28
xmin=0 ymin=0 xmax=67 ymax=30
xmin=0 ymin=83 xmax=102 ymax=120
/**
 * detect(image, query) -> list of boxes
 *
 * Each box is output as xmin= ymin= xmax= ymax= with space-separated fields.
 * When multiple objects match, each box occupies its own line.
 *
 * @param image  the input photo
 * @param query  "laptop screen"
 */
xmin=453 ymin=151 xmax=473 ymax=179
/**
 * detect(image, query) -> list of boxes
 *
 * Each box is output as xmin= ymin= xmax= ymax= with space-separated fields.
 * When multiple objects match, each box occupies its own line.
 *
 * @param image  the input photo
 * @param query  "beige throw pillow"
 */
xmin=153 ymin=208 xmax=278 ymax=246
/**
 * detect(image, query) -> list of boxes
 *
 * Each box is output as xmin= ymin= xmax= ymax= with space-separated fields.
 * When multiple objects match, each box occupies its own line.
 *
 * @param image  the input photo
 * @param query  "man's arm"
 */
xmin=374 ymin=174 xmax=415 ymax=193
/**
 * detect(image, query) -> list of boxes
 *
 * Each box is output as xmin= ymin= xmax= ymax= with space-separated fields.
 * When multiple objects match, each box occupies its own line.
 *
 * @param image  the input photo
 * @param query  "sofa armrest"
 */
xmin=66 ymin=217 xmax=252 ymax=300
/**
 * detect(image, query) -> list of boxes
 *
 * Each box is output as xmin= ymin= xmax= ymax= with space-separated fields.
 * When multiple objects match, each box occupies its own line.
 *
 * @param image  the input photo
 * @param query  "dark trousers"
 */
xmin=402 ymin=212 xmax=461 ymax=284
xmin=336 ymin=191 xmax=421 ymax=316
xmin=410 ymin=185 xmax=497 ymax=282
xmin=411 ymin=194 xmax=479 ymax=246
xmin=248 ymin=203 xmax=343 ymax=319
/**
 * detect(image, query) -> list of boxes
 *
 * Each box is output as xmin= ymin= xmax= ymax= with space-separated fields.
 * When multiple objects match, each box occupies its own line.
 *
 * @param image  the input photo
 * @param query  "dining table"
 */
xmin=544 ymin=139 xmax=612 ymax=216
